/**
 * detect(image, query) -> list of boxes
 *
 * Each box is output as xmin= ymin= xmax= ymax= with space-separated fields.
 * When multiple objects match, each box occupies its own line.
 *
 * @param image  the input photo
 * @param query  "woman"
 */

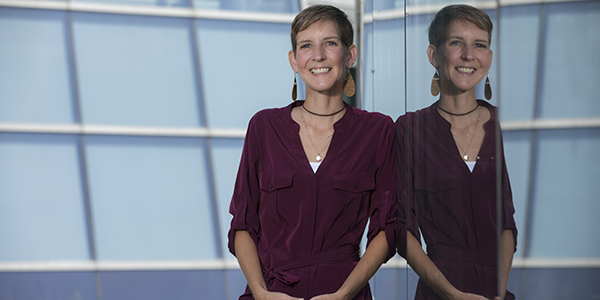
xmin=228 ymin=5 xmax=397 ymax=300
xmin=395 ymin=4 xmax=517 ymax=300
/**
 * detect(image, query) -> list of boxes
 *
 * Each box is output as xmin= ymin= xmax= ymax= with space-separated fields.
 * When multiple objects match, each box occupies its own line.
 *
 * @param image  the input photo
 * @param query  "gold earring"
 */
xmin=484 ymin=74 xmax=492 ymax=100
xmin=431 ymin=71 xmax=440 ymax=97
xmin=343 ymin=70 xmax=355 ymax=97
xmin=292 ymin=73 xmax=297 ymax=101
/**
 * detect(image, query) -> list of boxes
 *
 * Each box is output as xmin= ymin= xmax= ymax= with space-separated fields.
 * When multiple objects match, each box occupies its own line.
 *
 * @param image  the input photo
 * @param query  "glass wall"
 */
xmin=364 ymin=0 xmax=600 ymax=299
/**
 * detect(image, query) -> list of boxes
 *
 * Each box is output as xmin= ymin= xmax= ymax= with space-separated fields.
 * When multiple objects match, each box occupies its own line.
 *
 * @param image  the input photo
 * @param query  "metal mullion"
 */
xmin=188 ymin=2 xmax=231 ymax=298
xmin=64 ymin=4 xmax=103 ymax=300
xmin=517 ymin=3 xmax=547 ymax=298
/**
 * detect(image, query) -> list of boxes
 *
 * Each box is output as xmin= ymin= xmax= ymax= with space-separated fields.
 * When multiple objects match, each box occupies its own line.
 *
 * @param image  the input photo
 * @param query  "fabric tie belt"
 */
xmin=428 ymin=246 xmax=496 ymax=266
xmin=262 ymin=248 xmax=360 ymax=286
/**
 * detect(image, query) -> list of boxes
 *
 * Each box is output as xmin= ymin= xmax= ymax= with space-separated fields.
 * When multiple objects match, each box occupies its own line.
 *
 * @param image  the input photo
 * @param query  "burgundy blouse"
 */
xmin=395 ymin=101 xmax=517 ymax=299
xmin=228 ymin=101 xmax=397 ymax=299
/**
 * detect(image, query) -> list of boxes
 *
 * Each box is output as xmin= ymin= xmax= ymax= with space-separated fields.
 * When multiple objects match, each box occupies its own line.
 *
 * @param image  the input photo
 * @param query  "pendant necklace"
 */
xmin=300 ymin=108 xmax=332 ymax=162
xmin=452 ymin=107 xmax=481 ymax=161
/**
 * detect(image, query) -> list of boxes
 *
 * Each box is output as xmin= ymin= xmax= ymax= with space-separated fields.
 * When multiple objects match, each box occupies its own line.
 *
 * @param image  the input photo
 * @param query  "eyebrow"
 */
xmin=297 ymin=36 xmax=341 ymax=44
xmin=447 ymin=36 xmax=490 ymax=43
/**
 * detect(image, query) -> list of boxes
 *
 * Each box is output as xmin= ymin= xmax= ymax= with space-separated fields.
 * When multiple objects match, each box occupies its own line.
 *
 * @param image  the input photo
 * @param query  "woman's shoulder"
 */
xmin=351 ymin=106 xmax=394 ymax=126
xmin=248 ymin=104 xmax=292 ymax=124
xmin=394 ymin=105 xmax=434 ymax=127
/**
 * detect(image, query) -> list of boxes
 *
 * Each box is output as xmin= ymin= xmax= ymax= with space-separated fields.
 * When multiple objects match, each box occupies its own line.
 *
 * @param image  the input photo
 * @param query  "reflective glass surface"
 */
xmin=72 ymin=13 xmax=202 ymax=127
xmin=0 ymin=8 xmax=76 ymax=123
xmin=0 ymin=133 xmax=89 ymax=260
xmin=86 ymin=135 xmax=216 ymax=260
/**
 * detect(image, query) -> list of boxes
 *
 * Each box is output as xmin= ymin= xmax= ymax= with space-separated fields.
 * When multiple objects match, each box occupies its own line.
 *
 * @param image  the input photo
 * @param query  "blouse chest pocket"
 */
xmin=330 ymin=173 xmax=375 ymax=228
xmin=258 ymin=171 xmax=296 ymax=227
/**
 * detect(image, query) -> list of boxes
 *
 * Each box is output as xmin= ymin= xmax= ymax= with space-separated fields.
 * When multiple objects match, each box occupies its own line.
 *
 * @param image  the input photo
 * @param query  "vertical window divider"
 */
xmin=188 ymin=5 xmax=230 ymax=299
xmin=64 ymin=3 xmax=103 ymax=300
xmin=519 ymin=3 xmax=547 ymax=298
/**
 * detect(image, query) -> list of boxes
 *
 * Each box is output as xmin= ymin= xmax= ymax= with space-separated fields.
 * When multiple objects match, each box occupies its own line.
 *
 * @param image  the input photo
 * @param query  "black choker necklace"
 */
xmin=302 ymin=103 xmax=347 ymax=117
xmin=437 ymin=102 xmax=479 ymax=116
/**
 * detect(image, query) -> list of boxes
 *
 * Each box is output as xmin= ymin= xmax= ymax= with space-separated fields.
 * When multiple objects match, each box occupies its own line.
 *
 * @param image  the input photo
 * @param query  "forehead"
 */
xmin=446 ymin=21 xmax=489 ymax=41
xmin=296 ymin=20 xmax=340 ymax=41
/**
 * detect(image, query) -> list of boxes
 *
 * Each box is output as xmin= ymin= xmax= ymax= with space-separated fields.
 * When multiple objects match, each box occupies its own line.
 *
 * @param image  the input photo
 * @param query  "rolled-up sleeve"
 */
xmin=366 ymin=118 xmax=397 ymax=261
xmin=394 ymin=115 xmax=420 ymax=259
xmin=228 ymin=115 xmax=262 ymax=256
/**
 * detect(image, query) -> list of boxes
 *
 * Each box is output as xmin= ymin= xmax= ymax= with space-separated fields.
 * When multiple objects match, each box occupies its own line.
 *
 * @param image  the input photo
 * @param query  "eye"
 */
xmin=475 ymin=43 xmax=488 ymax=49
xmin=325 ymin=40 xmax=337 ymax=46
xmin=299 ymin=43 xmax=311 ymax=49
xmin=449 ymin=40 xmax=461 ymax=46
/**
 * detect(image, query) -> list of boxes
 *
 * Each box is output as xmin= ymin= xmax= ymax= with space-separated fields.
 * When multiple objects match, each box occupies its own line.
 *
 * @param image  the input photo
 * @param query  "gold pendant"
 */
xmin=463 ymin=154 xmax=468 ymax=161
xmin=316 ymin=155 xmax=322 ymax=162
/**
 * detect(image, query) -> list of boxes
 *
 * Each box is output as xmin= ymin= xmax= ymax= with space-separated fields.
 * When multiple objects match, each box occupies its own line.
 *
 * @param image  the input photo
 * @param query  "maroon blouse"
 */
xmin=228 ymin=101 xmax=397 ymax=299
xmin=395 ymin=101 xmax=517 ymax=299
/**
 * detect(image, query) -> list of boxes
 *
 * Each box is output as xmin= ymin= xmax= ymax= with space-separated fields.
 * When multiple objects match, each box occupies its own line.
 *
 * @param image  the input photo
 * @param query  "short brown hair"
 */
xmin=428 ymin=4 xmax=493 ymax=50
xmin=290 ymin=5 xmax=354 ymax=54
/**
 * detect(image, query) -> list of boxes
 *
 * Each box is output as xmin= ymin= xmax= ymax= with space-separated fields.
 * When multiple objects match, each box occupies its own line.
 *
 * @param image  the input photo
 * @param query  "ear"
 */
xmin=288 ymin=50 xmax=297 ymax=72
xmin=427 ymin=44 xmax=439 ymax=69
xmin=346 ymin=44 xmax=357 ymax=68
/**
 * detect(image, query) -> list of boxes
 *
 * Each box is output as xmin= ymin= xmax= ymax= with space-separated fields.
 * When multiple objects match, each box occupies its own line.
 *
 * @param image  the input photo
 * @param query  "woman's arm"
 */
xmin=496 ymin=229 xmax=515 ymax=300
xmin=235 ymin=230 xmax=301 ymax=300
xmin=406 ymin=231 xmax=489 ymax=300
xmin=310 ymin=231 xmax=388 ymax=300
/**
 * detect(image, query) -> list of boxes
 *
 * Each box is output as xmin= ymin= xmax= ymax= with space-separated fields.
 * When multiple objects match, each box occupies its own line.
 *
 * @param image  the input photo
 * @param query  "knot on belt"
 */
xmin=262 ymin=247 xmax=359 ymax=287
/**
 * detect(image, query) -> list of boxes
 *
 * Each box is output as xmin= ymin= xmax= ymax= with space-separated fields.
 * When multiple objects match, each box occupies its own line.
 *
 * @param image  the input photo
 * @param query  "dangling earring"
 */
xmin=343 ymin=70 xmax=355 ymax=97
xmin=430 ymin=71 xmax=440 ymax=97
xmin=292 ymin=72 xmax=297 ymax=101
xmin=484 ymin=74 xmax=492 ymax=100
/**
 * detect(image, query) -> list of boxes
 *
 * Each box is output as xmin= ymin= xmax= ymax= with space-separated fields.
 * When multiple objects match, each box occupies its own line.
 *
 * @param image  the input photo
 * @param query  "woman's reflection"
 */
xmin=395 ymin=4 xmax=517 ymax=300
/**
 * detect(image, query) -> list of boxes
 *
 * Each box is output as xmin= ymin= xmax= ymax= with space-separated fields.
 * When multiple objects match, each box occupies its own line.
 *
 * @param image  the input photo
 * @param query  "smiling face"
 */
xmin=428 ymin=20 xmax=493 ymax=96
xmin=289 ymin=20 xmax=356 ymax=98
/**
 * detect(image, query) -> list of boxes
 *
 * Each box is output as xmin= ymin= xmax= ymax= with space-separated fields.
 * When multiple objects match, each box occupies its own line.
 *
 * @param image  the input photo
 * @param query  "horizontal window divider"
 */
xmin=3 ymin=118 xmax=599 ymax=137
xmin=0 ymin=123 xmax=246 ymax=138
xmin=2 ymin=258 xmax=599 ymax=272
xmin=0 ymin=259 xmax=240 ymax=272
xmin=363 ymin=0 xmax=592 ymax=23
xmin=501 ymin=117 xmax=600 ymax=131
xmin=512 ymin=258 xmax=600 ymax=268
xmin=0 ymin=0 xmax=295 ymax=23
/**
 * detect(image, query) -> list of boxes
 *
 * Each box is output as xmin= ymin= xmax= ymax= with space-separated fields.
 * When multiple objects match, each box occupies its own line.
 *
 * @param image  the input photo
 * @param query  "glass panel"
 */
xmin=210 ymin=138 xmax=244 ymax=259
xmin=364 ymin=1 xmax=409 ymax=298
xmin=72 ymin=13 xmax=202 ymax=127
xmin=72 ymin=0 xmax=191 ymax=8
xmin=85 ymin=135 xmax=216 ymax=260
xmin=0 ymin=8 xmax=76 ymax=124
xmin=0 ymin=133 xmax=89 ymax=260
xmin=498 ymin=5 xmax=540 ymax=121
xmin=99 ymin=270 xmax=226 ymax=300
xmin=0 ymin=272 xmax=97 ymax=299
xmin=539 ymin=2 xmax=600 ymax=119
xmin=196 ymin=19 xmax=293 ymax=128
xmin=363 ymin=17 xmax=405 ymax=118
xmin=529 ymin=128 xmax=600 ymax=257
xmin=193 ymin=0 xmax=299 ymax=13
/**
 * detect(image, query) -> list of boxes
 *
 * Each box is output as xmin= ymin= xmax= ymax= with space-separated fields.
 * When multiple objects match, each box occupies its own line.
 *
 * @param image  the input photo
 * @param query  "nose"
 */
xmin=461 ymin=45 xmax=474 ymax=61
xmin=313 ymin=44 xmax=326 ymax=61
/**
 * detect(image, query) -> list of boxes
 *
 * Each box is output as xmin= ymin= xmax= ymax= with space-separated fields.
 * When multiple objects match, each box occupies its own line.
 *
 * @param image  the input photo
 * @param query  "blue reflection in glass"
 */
xmin=86 ymin=135 xmax=217 ymax=260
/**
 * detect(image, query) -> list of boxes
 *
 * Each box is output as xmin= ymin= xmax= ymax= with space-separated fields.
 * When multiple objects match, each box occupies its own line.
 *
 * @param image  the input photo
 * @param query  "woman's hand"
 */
xmin=254 ymin=290 xmax=303 ymax=300
xmin=448 ymin=291 xmax=490 ymax=300
xmin=309 ymin=292 xmax=345 ymax=300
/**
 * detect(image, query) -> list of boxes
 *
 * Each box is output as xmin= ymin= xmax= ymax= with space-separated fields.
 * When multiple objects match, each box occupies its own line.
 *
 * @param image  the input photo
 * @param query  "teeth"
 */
xmin=311 ymin=68 xmax=331 ymax=74
xmin=457 ymin=67 xmax=474 ymax=73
